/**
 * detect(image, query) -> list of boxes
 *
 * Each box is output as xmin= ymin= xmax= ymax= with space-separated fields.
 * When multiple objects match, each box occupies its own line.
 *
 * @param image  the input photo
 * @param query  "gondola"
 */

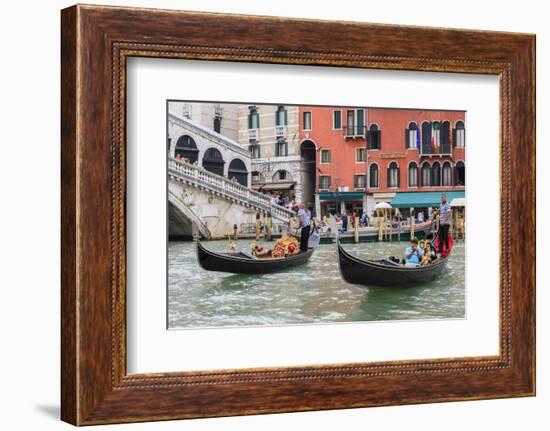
xmin=196 ymin=239 xmax=316 ymax=274
xmin=337 ymin=238 xmax=449 ymax=287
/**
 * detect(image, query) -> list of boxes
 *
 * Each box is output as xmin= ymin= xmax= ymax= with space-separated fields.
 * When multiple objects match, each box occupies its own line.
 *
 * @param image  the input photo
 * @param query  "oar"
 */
xmin=426 ymin=209 xmax=438 ymax=241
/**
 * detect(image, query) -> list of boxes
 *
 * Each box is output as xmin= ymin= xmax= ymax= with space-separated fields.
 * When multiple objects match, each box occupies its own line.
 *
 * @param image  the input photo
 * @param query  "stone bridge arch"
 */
xmin=168 ymin=189 xmax=210 ymax=239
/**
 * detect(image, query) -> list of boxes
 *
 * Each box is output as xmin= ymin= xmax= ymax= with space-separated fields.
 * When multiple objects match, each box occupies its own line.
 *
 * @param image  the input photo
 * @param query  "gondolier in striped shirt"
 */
xmin=437 ymin=194 xmax=452 ymax=253
xmin=297 ymin=203 xmax=311 ymax=252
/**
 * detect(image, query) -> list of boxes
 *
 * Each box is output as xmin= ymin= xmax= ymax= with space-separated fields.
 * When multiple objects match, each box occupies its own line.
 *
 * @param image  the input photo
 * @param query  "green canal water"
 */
xmin=168 ymin=239 xmax=465 ymax=329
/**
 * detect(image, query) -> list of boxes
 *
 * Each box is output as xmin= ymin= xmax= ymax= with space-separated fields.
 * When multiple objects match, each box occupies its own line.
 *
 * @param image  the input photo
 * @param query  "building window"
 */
xmin=354 ymin=174 xmax=366 ymax=189
xmin=276 ymin=106 xmax=287 ymax=126
xmin=320 ymin=149 xmax=331 ymax=163
xmin=432 ymin=121 xmax=441 ymax=150
xmin=455 ymin=161 xmax=465 ymax=185
xmin=421 ymin=162 xmax=431 ymax=186
xmin=303 ymin=111 xmax=312 ymax=130
xmin=333 ymin=110 xmax=342 ymax=129
xmin=387 ymin=162 xmax=400 ymax=188
xmin=368 ymin=124 xmax=381 ymax=149
xmin=442 ymin=162 xmax=453 ymax=186
xmin=345 ymin=109 xmax=365 ymax=136
xmin=182 ymin=103 xmax=191 ymax=119
xmin=248 ymin=108 xmax=260 ymax=129
xmin=431 ymin=162 xmax=441 ymax=186
xmin=249 ymin=144 xmax=260 ymax=159
xmin=355 ymin=147 xmax=365 ymax=162
xmin=454 ymin=121 xmax=466 ymax=147
xmin=421 ymin=121 xmax=432 ymax=154
xmin=275 ymin=140 xmax=288 ymax=157
xmin=408 ymin=162 xmax=418 ymax=187
xmin=213 ymin=117 xmax=221 ymax=133
xmin=319 ymin=175 xmax=331 ymax=190
xmin=274 ymin=170 xmax=290 ymax=181
xmin=406 ymin=122 xmax=419 ymax=149
xmin=369 ymin=163 xmax=379 ymax=188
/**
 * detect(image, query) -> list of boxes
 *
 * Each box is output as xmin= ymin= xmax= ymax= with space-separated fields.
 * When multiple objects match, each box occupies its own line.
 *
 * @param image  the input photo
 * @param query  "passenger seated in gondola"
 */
xmin=420 ymin=241 xmax=436 ymax=266
xmin=404 ymin=238 xmax=424 ymax=267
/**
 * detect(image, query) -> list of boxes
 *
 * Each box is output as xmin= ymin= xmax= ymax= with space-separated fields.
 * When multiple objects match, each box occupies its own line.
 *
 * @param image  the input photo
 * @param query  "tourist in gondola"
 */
xmin=437 ymin=194 xmax=452 ymax=253
xmin=404 ymin=238 xmax=424 ymax=267
xmin=297 ymin=203 xmax=311 ymax=252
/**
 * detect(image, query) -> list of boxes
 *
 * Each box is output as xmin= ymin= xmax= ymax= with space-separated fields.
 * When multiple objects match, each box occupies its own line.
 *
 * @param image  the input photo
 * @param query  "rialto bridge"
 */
xmin=168 ymin=113 xmax=293 ymax=238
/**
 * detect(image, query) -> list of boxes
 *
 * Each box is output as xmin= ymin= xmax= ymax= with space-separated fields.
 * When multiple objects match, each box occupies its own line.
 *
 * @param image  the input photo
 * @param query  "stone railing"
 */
xmin=248 ymin=128 xmax=259 ymax=142
xmin=168 ymin=112 xmax=249 ymax=158
xmin=275 ymin=125 xmax=287 ymax=139
xmin=168 ymin=158 xmax=294 ymax=222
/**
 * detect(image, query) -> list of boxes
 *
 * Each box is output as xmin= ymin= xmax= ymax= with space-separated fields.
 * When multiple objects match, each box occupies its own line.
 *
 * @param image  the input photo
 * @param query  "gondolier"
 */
xmin=437 ymin=194 xmax=452 ymax=253
xmin=297 ymin=203 xmax=311 ymax=252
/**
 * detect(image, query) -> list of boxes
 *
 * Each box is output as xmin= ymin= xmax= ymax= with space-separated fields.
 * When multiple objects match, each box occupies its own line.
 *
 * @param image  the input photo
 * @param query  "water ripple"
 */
xmin=169 ymin=239 xmax=465 ymax=329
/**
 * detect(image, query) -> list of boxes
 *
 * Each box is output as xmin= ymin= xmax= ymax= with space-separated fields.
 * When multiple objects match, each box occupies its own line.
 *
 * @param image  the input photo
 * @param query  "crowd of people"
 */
xmin=329 ymin=210 xmax=370 ymax=233
xmin=270 ymin=193 xmax=298 ymax=211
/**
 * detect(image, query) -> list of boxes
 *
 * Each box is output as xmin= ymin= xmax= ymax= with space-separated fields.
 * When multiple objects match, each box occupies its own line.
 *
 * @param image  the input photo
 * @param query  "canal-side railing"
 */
xmin=168 ymin=158 xmax=295 ymax=223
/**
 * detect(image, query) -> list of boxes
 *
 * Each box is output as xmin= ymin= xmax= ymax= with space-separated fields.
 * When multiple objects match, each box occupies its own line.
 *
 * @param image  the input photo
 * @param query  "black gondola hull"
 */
xmin=337 ymin=240 xmax=448 ymax=287
xmin=197 ymin=240 xmax=315 ymax=274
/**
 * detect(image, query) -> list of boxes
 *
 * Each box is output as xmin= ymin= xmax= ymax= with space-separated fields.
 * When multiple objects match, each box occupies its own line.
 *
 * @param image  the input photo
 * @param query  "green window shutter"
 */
xmin=357 ymin=109 xmax=364 ymax=132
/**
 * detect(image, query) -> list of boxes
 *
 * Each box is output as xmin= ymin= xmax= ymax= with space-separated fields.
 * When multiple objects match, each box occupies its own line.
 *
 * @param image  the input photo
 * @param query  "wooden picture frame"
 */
xmin=61 ymin=4 xmax=536 ymax=425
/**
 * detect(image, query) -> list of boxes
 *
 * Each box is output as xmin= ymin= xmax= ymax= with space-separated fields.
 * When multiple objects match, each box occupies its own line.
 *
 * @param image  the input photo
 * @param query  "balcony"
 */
xmin=344 ymin=125 xmax=366 ymax=138
xmin=248 ymin=128 xmax=259 ymax=142
xmin=420 ymin=143 xmax=452 ymax=157
xmin=275 ymin=125 xmax=287 ymax=139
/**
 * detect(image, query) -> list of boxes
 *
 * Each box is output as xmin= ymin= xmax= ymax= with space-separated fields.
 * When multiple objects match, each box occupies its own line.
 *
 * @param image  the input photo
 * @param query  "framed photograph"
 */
xmin=61 ymin=4 xmax=535 ymax=425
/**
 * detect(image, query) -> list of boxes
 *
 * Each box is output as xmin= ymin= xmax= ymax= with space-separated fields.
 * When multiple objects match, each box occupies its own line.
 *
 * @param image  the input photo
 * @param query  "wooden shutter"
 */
xmin=366 ymin=130 xmax=371 ymax=149
xmin=454 ymin=166 xmax=458 ymax=186
xmin=397 ymin=166 xmax=400 ymax=188
xmin=441 ymin=121 xmax=450 ymax=153
xmin=357 ymin=109 xmax=364 ymax=133
xmin=405 ymin=128 xmax=410 ymax=149
xmin=377 ymin=130 xmax=382 ymax=150
xmin=387 ymin=167 xmax=391 ymax=187
xmin=422 ymin=122 xmax=432 ymax=153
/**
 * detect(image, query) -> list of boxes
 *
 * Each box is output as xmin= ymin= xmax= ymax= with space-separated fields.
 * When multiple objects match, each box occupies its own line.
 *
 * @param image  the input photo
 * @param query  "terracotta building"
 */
xmin=298 ymin=106 xmax=466 ymax=217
